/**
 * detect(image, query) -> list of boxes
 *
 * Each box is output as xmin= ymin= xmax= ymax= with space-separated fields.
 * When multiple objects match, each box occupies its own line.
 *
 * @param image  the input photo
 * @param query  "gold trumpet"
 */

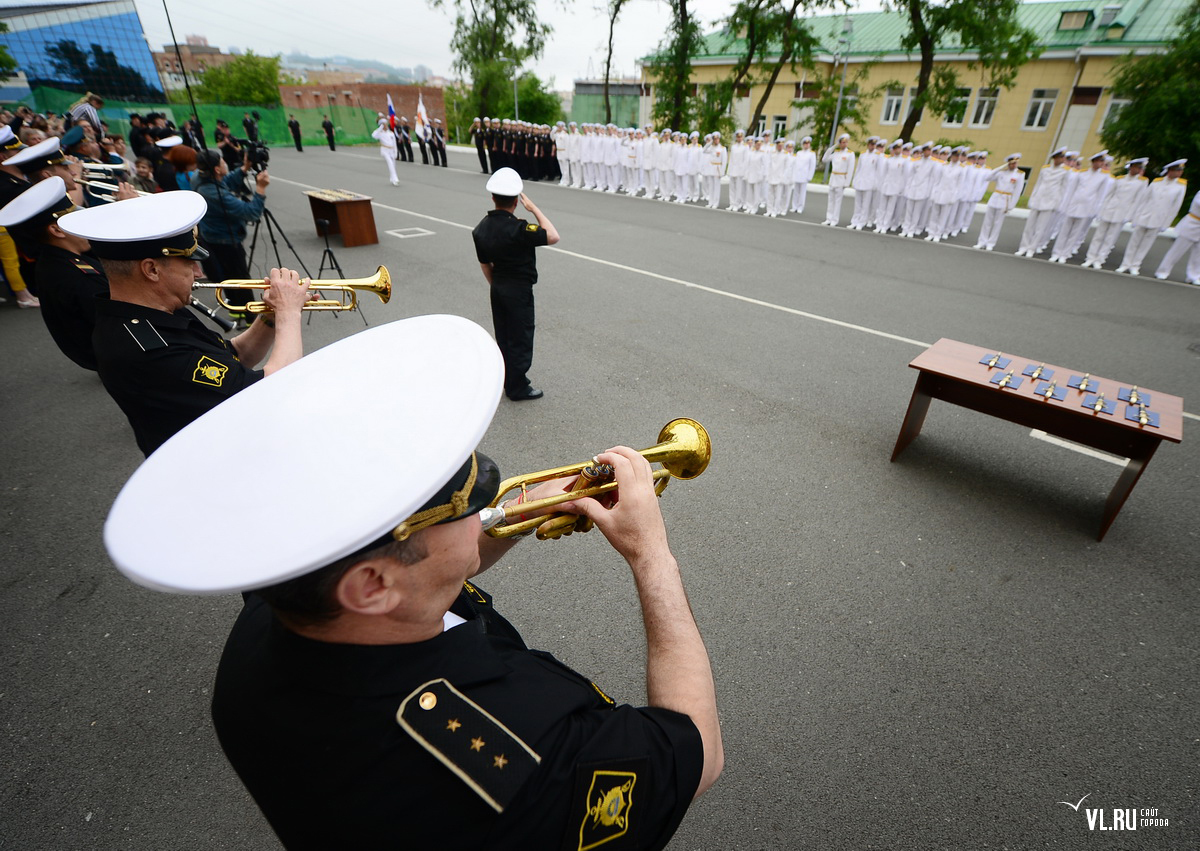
xmin=77 ymin=177 xmax=153 ymax=198
xmin=192 ymin=265 xmax=391 ymax=313
xmin=481 ymin=418 xmax=711 ymax=540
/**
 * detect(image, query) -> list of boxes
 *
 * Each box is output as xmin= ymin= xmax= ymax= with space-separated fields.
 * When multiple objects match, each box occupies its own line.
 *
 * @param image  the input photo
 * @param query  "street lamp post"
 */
xmin=823 ymin=17 xmax=853 ymax=183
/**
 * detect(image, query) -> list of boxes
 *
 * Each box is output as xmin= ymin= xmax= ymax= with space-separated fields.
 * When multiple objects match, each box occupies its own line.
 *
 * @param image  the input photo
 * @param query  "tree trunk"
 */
xmin=604 ymin=0 xmax=623 ymax=124
xmin=747 ymin=0 xmax=801 ymax=134
xmin=899 ymin=0 xmax=932 ymax=141
xmin=670 ymin=0 xmax=690 ymax=130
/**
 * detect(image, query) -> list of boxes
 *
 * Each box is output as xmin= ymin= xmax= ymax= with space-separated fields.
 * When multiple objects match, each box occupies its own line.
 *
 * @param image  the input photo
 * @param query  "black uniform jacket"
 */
xmin=36 ymin=245 xmax=108 ymax=370
xmin=472 ymin=209 xmax=548 ymax=286
xmin=92 ymin=298 xmax=262 ymax=455
xmin=212 ymin=587 xmax=703 ymax=851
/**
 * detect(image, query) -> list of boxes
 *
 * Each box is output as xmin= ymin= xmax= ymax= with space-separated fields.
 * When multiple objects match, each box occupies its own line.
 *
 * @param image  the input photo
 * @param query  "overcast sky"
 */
xmin=131 ymin=0 xmax=867 ymax=89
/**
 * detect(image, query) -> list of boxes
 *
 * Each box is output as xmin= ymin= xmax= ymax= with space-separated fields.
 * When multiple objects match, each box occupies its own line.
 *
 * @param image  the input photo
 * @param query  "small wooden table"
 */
xmin=891 ymin=338 xmax=1183 ymax=540
xmin=303 ymin=189 xmax=378 ymax=247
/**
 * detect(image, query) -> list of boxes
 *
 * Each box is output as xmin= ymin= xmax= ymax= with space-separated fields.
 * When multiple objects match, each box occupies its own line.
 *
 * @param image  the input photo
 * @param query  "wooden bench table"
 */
xmin=303 ymin=189 xmax=378 ymax=247
xmin=891 ymin=338 xmax=1184 ymax=540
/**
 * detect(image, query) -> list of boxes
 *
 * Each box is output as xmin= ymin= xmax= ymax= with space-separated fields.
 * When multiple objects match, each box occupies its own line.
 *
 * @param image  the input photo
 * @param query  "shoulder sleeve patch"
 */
xmin=71 ymin=257 xmax=102 ymax=275
xmin=526 ymin=222 xmax=540 ymax=232
xmin=397 ymin=678 xmax=540 ymax=813
xmin=568 ymin=758 xmax=647 ymax=851
xmin=193 ymin=356 xmax=230 ymax=387
xmin=121 ymin=319 xmax=167 ymax=352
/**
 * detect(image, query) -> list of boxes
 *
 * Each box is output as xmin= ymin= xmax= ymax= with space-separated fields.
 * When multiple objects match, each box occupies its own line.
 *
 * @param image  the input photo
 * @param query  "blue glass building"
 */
xmin=0 ymin=0 xmax=164 ymax=102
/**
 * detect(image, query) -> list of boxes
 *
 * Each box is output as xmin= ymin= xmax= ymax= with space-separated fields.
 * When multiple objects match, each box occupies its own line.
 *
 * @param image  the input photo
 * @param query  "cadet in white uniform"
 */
xmin=1082 ymin=158 xmax=1149 ymax=269
xmin=371 ymin=118 xmax=400 ymax=186
xmin=1016 ymin=147 xmax=1069 ymax=256
xmin=1050 ymin=150 xmax=1112 ymax=263
xmin=973 ymin=153 xmax=1024 ymax=251
xmin=1119 ymin=159 xmax=1187 ymax=276
xmin=726 ymin=130 xmax=748 ymax=211
xmin=766 ymin=138 xmax=789 ymax=217
xmin=822 ymin=134 xmax=855 ymax=226
xmin=875 ymin=141 xmax=909 ymax=232
xmin=744 ymin=137 xmax=767 ymax=214
xmin=704 ymin=132 xmax=727 ymax=209
xmin=1154 ymin=189 xmax=1200 ymax=284
xmin=900 ymin=144 xmax=935 ymax=237
xmin=849 ymin=137 xmax=880 ymax=230
xmin=791 ymin=136 xmax=817 ymax=214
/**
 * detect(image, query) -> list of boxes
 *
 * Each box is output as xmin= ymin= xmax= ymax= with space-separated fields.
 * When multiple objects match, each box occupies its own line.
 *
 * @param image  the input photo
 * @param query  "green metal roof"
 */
xmin=674 ymin=0 xmax=1187 ymax=62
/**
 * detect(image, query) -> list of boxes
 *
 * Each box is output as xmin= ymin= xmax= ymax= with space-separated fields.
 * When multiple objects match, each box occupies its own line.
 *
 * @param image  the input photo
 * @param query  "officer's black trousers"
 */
xmin=489 ymin=283 xmax=535 ymax=395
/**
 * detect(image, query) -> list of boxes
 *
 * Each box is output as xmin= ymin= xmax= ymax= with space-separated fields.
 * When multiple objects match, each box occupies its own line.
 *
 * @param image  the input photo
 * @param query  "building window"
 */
xmin=970 ymin=88 xmax=998 ymax=127
xmin=1023 ymin=89 xmax=1057 ymax=129
xmin=942 ymin=87 xmax=971 ymax=127
xmin=880 ymin=87 xmax=905 ymax=124
xmin=772 ymin=114 xmax=787 ymax=138
xmin=1102 ymin=97 xmax=1130 ymax=130
xmin=1058 ymin=10 xmax=1092 ymax=30
xmin=794 ymin=82 xmax=821 ymax=100
xmin=755 ymin=115 xmax=766 ymax=137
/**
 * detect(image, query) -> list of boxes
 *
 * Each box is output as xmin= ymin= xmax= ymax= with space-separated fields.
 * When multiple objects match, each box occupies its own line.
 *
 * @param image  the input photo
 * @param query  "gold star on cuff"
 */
xmin=470 ymin=737 xmax=486 ymax=752
xmin=446 ymin=719 xmax=462 ymax=732
xmin=494 ymin=754 xmax=508 ymax=770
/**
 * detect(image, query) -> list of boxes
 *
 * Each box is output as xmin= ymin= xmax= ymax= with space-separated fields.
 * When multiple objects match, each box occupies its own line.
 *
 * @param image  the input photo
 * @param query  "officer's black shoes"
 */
xmin=507 ymin=387 xmax=544 ymax=401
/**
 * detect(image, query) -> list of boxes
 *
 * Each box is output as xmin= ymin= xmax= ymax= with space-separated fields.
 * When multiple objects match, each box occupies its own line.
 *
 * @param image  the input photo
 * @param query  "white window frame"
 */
xmin=941 ymin=87 xmax=972 ymax=128
xmin=1023 ymin=89 xmax=1058 ymax=130
xmin=755 ymin=116 xmax=767 ymax=137
xmin=772 ymin=114 xmax=787 ymax=138
xmin=880 ymin=87 xmax=905 ymax=124
xmin=970 ymin=88 xmax=998 ymax=128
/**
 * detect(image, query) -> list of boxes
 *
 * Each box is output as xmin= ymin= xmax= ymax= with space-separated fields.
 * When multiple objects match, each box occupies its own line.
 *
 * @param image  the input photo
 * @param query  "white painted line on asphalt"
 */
xmin=1029 ymin=430 xmax=1128 ymax=466
xmin=545 ymin=246 xmax=933 ymax=348
xmin=273 ymin=174 xmax=1197 ymax=424
xmin=386 ymin=227 xmax=435 ymax=239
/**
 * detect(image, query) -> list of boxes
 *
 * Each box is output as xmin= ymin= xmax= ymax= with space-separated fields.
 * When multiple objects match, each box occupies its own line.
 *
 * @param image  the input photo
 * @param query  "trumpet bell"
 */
xmin=483 ymin=418 xmax=711 ymax=539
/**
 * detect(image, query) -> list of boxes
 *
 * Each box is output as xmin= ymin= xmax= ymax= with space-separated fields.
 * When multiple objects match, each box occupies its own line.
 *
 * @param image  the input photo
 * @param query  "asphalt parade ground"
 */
xmin=2 ymin=143 xmax=1197 ymax=849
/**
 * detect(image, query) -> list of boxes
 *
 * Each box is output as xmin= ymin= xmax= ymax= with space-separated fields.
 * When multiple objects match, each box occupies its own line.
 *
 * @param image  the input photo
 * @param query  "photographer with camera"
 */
xmin=194 ymin=148 xmax=268 ymax=325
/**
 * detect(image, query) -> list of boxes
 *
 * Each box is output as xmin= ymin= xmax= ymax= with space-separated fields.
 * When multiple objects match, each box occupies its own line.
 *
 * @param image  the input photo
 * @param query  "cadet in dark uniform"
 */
xmin=57 ymin=191 xmax=311 ymax=455
xmin=472 ymin=168 xmax=558 ymax=401
xmin=397 ymin=117 xmax=414 ymax=163
xmin=102 ymin=313 xmax=722 ymax=851
xmin=287 ymin=115 xmax=302 ymax=152
xmin=471 ymin=117 xmax=488 ymax=173
xmin=0 ymin=177 xmax=105 ymax=369
xmin=322 ymin=116 xmax=336 ymax=151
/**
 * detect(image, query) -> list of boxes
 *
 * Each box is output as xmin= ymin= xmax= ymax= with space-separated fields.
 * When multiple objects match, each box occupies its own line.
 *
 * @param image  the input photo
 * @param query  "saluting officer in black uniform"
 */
xmin=57 ymin=192 xmax=312 ymax=456
xmin=471 ymin=167 xmax=560 ymax=402
xmin=287 ymin=115 xmax=303 ymax=152
xmin=322 ymin=116 xmax=336 ymax=151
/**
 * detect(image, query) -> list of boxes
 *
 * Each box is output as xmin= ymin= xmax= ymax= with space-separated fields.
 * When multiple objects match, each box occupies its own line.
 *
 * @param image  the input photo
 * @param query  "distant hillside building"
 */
xmin=639 ymin=0 xmax=1187 ymax=184
xmin=0 ymin=0 xmax=163 ymax=102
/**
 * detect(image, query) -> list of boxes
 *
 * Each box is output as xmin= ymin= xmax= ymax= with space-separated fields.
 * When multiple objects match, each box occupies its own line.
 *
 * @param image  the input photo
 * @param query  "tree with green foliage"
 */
xmin=793 ymin=62 xmax=895 ymax=153
xmin=0 ymin=23 xmax=15 ymax=78
xmin=719 ymin=0 xmax=831 ymax=133
xmin=195 ymin=51 xmax=283 ymax=105
xmin=1102 ymin=0 xmax=1200 ymax=201
xmin=887 ymin=0 xmax=1040 ymax=141
xmin=648 ymin=0 xmax=705 ymax=130
xmin=444 ymin=71 xmax=563 ymax=141
xmin=46 ymin=39 xmax=160 ymax=99
xmin=430 ymin=0 xmax=552 ymax=122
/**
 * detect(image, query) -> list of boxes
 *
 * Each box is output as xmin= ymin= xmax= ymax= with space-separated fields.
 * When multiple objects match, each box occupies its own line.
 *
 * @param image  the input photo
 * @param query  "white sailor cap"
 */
xmin=7 ymin=136 xmax=67 ymax=172
xmin=890 ymin=139 xmax=902 ymax=148
xmin=1126 ymin=157 xmax=1149 ymax=167
xmin=485 ymin=166 xmax=523 ymax=196
xmin=785 ymin=139 xmax=795 ymax=147
xmin=801 ymin=135 xmax=812 ymax=143
xmin=0 ymin=176 xmax=75 ymax=233
xmin=735 ymin=128 xmax=745 ymax=136
xmin=712 ymin=130 xmax=721 ymax=137
xmin=1162 ymin=158 xmax=1186 ymax=172
xmin=155 ymin=135 xmax=183 ymax=148
xmin=569 ymin=121 xmax=577 ymax=126
xmin=1090 ymin=149 xmax=1108 ymax=161
xmin=1006 ymin=152 xmax=1021 ymax=162
xmin=689 ymin=131 xmax=699 ymax=138
xmin=0 ymin=124 xmax=24 ymax=152
xmin=837 ymin=133 xmax=850 ymax=142
xmin=104 ymin=314 xmax=504 ymax=594
xmin=1066 ymin=150 xmax=1079 ymax=159
xmin=56 ymin=190 xmax=209 ymax=261
xmin=901 ymin=141 xmax=913 ymax=149
xmin=1049 ymin=146 xmax=1068 ymax=159
xmin=980 ymin=150 xmax=989 ymax=157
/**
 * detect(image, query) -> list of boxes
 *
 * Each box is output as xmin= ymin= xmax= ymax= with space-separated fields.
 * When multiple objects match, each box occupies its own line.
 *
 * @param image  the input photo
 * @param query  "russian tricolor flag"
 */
xmin=386 ymin=94 xmax=396 ymax=130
